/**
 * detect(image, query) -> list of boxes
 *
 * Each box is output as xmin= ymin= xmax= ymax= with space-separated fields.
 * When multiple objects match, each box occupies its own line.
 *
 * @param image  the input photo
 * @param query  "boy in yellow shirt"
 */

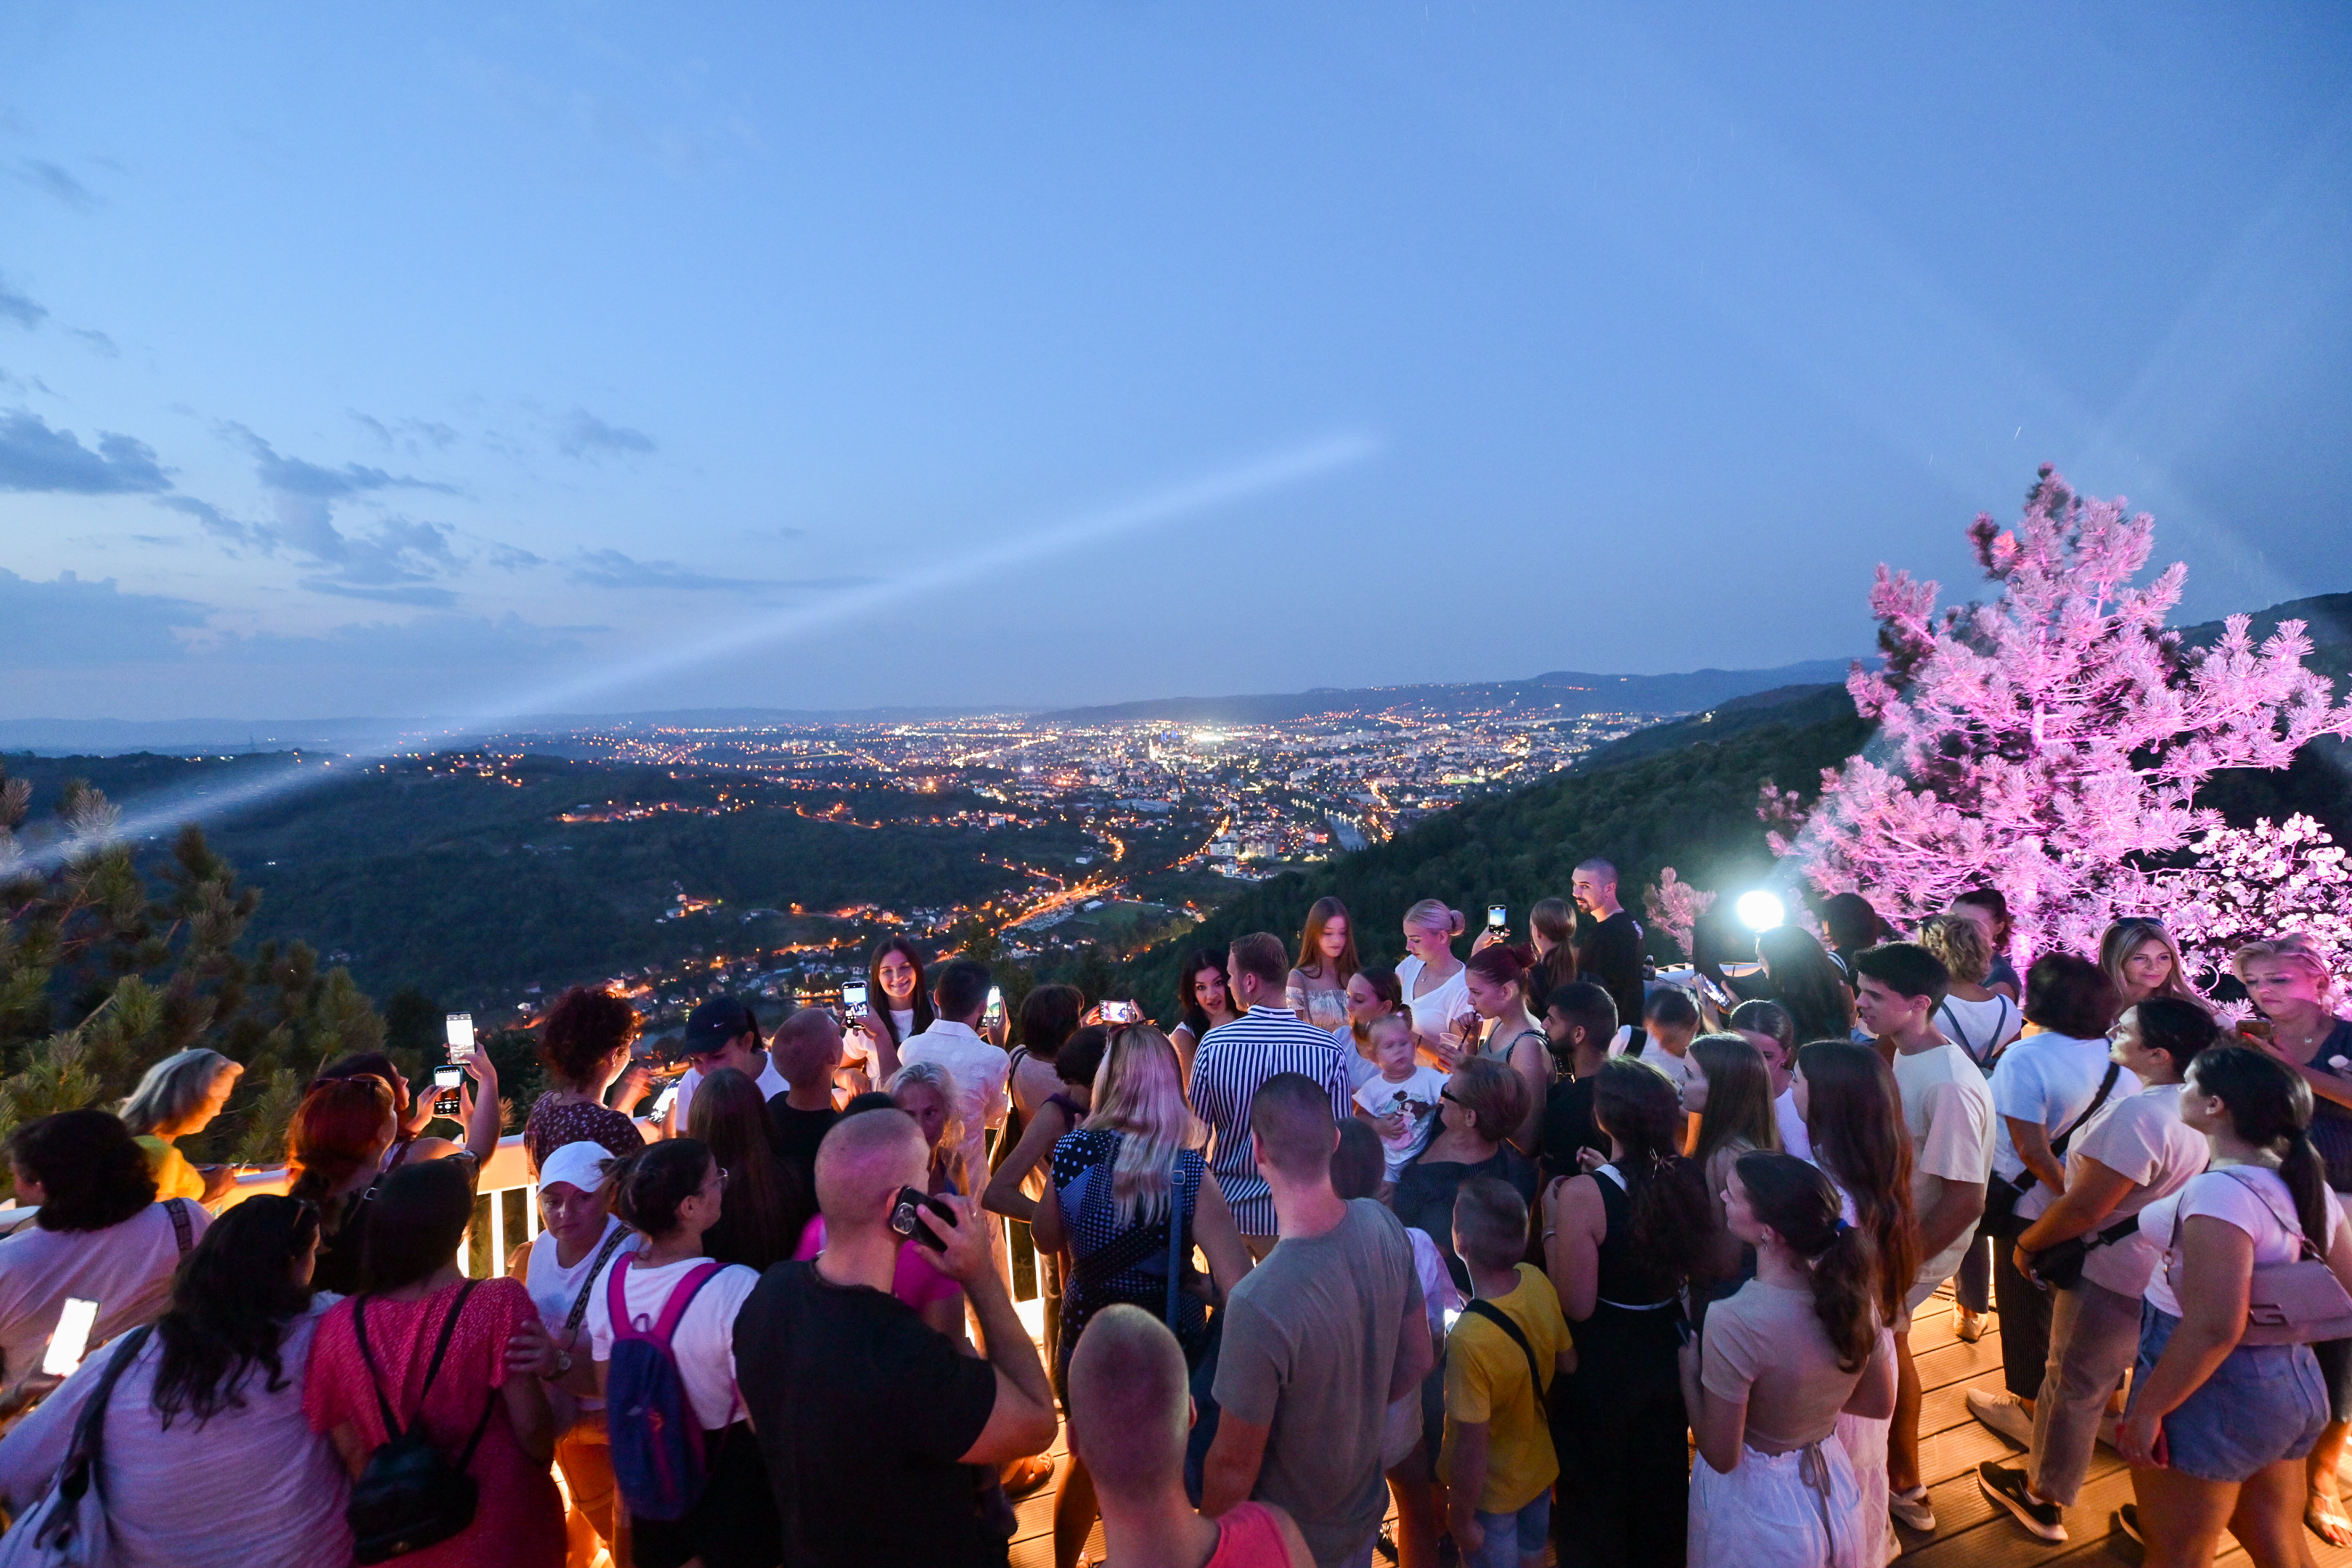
xmin=1440 ymin=1176 xmax=1575 ymax=1568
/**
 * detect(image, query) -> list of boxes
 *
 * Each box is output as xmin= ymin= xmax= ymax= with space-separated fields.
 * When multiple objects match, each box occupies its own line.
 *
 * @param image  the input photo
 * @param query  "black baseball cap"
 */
xmin=681 ymin=996 xmax=760 ymax=1058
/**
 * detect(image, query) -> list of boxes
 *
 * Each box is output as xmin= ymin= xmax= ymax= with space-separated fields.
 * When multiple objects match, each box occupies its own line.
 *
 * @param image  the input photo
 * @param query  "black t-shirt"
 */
xmin=1538 ymin=1075 xmax=1610 ymax=1188
xmin=767 ymin=1095 xmax=841 ymax=1183
xmin=1577 ymin=909 xmax=1647 ymax=1034
xmin=735 ymin=1259 xmax=1005 ymax=1568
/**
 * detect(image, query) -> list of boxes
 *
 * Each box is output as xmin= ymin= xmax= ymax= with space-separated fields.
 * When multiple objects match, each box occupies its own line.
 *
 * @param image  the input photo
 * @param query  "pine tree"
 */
xmin=1771 ymin=467 xmax=2352 ymax=958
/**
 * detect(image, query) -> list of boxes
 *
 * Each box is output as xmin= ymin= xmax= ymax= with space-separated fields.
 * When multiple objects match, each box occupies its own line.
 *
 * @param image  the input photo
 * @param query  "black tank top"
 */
xmin=1594 ymin=1161 xmax=1678 ymax=1308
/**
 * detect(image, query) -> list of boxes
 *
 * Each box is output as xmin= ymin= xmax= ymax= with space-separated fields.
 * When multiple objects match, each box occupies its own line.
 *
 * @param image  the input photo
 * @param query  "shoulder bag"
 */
xmin=2165 ymin=1168 xmax=2352 ymax=1347
xmin=1983 ymin=1061 xmax=2120 ymax=1238
xmin=0 ymin=1327 xmax=152 ymax=1568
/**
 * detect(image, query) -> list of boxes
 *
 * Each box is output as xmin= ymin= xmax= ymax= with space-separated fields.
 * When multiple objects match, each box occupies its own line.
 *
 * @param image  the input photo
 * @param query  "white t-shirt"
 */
xmin=1396 ymin=956 xmax=1471 ymax=1048
xmin=0 ymin=1200 xmax=209 ymax=1393
xmin=670 ymin=1058 xmax=791 ymax=1133
xmin=1990 ymin=1032 xmax=2132 ymax=1222
xmin=524 ymin=1217 xmax=642 ymax=1410
xmin=2065 ymin=1082 xmax=2209 ymax=1297
xmin=1892 ymin=1040 xmax=1996 ymax=1289
xmin=1355 ymin=1066 xmax=1450 ymax=1179
xmin=1775 ymin=1087 xmax=1813 ymax=1162
xmin=584 ymin=1253 xmax=762 ymax=1432
xmin=2141 ymin=1166 xmax=2346 ymax=1320
xmin=1626 ymin=1040 xmax=1691 ymax=1092
xmin=0 ymin=1302 xmax=350 ymax=1567
xmin=1933 ymin=994 xmax=2022 ymax=1070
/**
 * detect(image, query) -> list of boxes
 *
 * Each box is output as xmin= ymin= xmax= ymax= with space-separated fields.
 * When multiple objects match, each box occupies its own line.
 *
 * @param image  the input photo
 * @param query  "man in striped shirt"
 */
xmin=1189 ymin=931 xmax=1354 ymax=1256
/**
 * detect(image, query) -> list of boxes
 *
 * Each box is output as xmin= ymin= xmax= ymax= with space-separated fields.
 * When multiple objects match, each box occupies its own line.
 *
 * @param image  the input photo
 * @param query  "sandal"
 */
xmin=2306 ymin=1492 xmax=2352 ymax=1546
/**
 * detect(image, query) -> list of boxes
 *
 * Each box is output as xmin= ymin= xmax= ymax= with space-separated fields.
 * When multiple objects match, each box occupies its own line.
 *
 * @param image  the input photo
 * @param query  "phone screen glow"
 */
xmin=44 ymin=1297 xmax=98 ymax=1377
xmin=445 ymin=1013 xmax=475 ymax=1060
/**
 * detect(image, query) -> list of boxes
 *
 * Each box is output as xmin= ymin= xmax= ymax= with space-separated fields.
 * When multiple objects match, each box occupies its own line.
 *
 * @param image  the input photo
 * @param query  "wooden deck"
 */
xmin=1005 ymin=1288 xmax=2352 ymax=1568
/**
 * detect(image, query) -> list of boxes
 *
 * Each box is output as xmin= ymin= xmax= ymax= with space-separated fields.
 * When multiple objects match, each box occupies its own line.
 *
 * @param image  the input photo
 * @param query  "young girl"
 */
xmin=1353 ymin=1015 xmax=1449 ymax=1191
xmin=1683 ymin=1034 xmax=1781 ymax=1304
xmin=1681 ymin=1152 xmax=1896 ymax=1568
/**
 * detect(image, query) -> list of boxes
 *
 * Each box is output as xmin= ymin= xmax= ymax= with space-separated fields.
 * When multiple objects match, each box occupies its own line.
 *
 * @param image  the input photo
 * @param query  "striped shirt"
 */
xmin=1189 ymin=1005 xmax=1355 ymax=1237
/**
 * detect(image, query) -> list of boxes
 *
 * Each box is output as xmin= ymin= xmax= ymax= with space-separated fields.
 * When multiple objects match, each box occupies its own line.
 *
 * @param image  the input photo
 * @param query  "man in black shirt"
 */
xmin=765 ymin=1007 xmax=845 ymax=1185
xmin=1535 ymin=982 xmax=1619 ymax=1186
xmin=734 ymin=1108 xmax=1058 ymax=1567
xmin=1572 ymin=857 xmax=1647 ymax=1034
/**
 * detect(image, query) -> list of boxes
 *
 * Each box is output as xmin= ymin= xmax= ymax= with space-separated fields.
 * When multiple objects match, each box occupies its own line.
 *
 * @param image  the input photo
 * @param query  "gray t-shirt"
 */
xmin=1213 ymin=1199 xmax=1420 ymax=1567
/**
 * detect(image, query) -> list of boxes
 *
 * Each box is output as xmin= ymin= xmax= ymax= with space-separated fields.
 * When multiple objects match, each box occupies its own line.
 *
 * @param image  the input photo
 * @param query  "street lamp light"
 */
xmin=1736 ymin=891 xmax=1787 ymax=932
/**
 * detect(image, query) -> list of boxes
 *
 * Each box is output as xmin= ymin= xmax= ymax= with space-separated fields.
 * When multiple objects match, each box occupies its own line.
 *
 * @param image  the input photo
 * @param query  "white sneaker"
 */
xmin=1890 ymin=1485 xmax=1937 ymax=1532
xmin=1951 ymin=1305 xmax=1985 ymax=1342
xmin=1966 ymin=1388 xmax=2035 ymax=1447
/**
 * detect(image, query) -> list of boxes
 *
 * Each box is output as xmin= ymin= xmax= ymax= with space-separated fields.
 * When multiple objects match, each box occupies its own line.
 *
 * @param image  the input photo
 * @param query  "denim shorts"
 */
xmin=1467 ymin=1491 xmax=1552 ymax=1568
xmin=2130 ymin=1302 xmax=2329 ymax=1483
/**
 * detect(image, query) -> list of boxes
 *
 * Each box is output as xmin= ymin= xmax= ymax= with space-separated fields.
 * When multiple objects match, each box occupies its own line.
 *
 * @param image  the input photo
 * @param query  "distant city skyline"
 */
xmin=3 ymin=5 xmax=2348 ymax=721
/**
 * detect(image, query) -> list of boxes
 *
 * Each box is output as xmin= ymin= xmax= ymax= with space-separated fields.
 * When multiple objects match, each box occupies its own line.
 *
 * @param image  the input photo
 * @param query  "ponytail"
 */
xmin=1734 ymin=1151 xmax=1879 ymax=1372
xmin=1594 ymin=1059 xmax=1711 ymax=1295
xmin=2190 ymin=1045 xmax=2333 ymax=1250
xmin=607 ymin=1138 xmax=709 ymax=1238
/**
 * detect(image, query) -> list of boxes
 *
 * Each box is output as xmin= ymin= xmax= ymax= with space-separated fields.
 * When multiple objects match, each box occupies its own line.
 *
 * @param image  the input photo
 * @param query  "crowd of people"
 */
xmin=0 ymin=854 xmax=2348 ymax=1568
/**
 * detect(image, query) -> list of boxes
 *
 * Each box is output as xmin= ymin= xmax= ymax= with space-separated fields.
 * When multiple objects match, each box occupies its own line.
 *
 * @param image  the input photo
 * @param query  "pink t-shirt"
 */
xmin=792 ymin=1215 xmax=961 ymax=1312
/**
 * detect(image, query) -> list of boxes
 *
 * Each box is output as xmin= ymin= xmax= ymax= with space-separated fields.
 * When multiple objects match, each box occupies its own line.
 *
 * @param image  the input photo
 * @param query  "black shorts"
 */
xmin=631 ymin=1423 xmax=782 ymax=1568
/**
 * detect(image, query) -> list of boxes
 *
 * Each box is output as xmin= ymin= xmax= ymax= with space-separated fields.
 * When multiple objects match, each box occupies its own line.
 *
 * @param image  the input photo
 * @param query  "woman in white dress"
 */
xmin=1396 ymin=899 xmax=1471 ymax=1066
xmin=1681 ymin=1151 xmax=1896 ymax=1568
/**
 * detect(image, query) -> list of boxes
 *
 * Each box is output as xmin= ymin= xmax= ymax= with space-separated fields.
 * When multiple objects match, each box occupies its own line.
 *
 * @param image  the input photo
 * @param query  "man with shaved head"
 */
xmin=764 ymin=1005 xmax=844 ymax=1188
xmin=1202 ymin=1073 xmax=1432 ymax=1567
xmin=734 ymin=1107 xmax=1057 ymax=1567
xmin=1571 ymin=857 xmax=1646 ymax=1034
xmin=1069 ymin=1304 xmax=1313 ymax=1568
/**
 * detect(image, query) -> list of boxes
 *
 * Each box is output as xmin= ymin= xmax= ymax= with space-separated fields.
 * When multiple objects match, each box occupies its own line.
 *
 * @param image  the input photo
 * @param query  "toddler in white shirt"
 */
xmin=1353 ymin=1014 xmax=1450 ymax=1184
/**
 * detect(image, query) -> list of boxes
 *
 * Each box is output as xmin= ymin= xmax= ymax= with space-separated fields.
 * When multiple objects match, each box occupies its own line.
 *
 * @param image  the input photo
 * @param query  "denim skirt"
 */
xmin=2129 ymin=1302 xmax=2329 ymax=1483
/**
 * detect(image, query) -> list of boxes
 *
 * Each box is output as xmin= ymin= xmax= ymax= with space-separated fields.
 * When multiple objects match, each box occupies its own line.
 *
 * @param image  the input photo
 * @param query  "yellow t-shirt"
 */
xmin=135 ymin=1136 xmax=207 ymax=1202
xmin=1438 ymin=1263 xmax=1571 ymax=1513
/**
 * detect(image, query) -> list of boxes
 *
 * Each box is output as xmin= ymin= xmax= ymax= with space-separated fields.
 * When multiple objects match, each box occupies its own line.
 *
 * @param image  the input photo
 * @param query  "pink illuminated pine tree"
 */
xmin=1769 ymin=467 xmax=2352 ymax=960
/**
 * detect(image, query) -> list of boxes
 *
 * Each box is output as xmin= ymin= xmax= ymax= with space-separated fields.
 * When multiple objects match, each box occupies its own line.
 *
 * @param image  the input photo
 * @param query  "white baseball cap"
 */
xmin=536 ymin=1140 xmax=618 ymax=1196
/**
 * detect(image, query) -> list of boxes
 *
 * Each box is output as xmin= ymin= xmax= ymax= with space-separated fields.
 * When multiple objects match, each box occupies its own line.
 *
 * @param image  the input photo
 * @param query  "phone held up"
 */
xmin=434 ymin=1013 xmax=475 ymax=1119
xmin=1487 ymin=905 xmax=1508 ymax=937
xmin=841 ymin=980 xmax=870 ymax=1022
xmin=1099 ymin=1000 xmax=1141 ymax=1026
xmin=982 ymin=986 xmax=1005 ymax=1029
xmin=890 ymin=1185 xmax=957 ymax=1252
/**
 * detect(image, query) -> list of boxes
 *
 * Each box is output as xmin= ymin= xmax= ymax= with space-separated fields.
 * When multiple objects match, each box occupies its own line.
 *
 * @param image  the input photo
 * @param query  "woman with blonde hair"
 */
xmin=119 ymin=1048 xmax=243 ymax=1204
xmin=1919 ymin=915 xmax=2022 ymax=1072
xmin=2099 ymin=917 xmax=2205 ymax=1013
xmin=885 ymin=1058 xmax=969 ymax=1197
xmin=1397 ymin=899 xmax=1471 ymax=1065
xmin=1031 ymin=1026 xmax=1253 ymax=1568
xmin=1288 ymin=897 xmax=1360 ymax=1034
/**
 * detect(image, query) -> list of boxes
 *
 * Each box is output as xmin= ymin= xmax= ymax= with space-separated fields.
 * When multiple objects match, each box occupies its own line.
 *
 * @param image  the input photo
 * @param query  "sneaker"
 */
xmin=2114 ymin=1503 xmax=2142 ymax=1545
xmin=1889 ymin=1485 xmax=1937 ymax=1532
xmin=1967 ymin=1387 xmax=2035 ymax=1447
xmin=1953 ymin=1305 xmax=1986 ymax=1342
xmin=1977 ymin=1461 xmax=2067 ymax=1542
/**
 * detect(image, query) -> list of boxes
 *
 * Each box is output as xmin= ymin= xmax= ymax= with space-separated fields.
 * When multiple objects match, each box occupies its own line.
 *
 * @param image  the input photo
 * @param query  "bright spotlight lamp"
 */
xmin=1735 ymin=890 xmax=1787 ymax=931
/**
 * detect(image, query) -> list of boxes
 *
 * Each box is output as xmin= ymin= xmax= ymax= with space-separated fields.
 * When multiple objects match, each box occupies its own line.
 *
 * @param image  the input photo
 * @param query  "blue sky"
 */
xmin=2 ymin=4 xmax=2348 ymax=720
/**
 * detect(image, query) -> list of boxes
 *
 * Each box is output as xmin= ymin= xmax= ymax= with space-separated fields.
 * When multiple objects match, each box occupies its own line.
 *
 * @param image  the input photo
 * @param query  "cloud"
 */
xmin=0 ymin=569 xmax=209 ymax=667
xmin=202 ymin=611 xmax=594 ymax=669
xmin=70 ymin=328 xmax=118 ymax=358
xmin=229 ymin=423 xmax=459 ymax=502
xmin=0 ymin=279 xmax=45 ymax=330
xmin=298 ymin=580 xmax=460 ymax=608
xmin=558 ymin=408 xmax=655 ymax=458
xmin=742 ymin=525 xmax=807 ymax=542
xmin=13 ymin=160 xmax=98 ymax=211
xmin=350 ymin=410 xmax=459 ymax=454
xmin=0 ymin=410 xmax=171 ymax=494
xmin=565 ymin=547 xmax=875 ymax=595
xmin=487 ymin=543 xmax=545 ymax=570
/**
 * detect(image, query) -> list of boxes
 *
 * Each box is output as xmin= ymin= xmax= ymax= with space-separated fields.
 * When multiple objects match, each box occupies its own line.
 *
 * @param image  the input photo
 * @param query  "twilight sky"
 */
xmin=2 ymin=4 xmax=2348 ymax=721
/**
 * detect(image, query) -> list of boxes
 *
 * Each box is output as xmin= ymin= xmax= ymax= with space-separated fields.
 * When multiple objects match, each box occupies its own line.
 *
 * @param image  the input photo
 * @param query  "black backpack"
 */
xmin=346 ymin=1281 xmax=498 ymax=1564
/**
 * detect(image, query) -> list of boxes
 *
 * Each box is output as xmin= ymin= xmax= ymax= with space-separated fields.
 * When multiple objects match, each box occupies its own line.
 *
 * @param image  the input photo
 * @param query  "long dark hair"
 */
xmin=1177 ymin=948 xmax=1228 ymax=1037
xmin=362 ymin=1158 xmax=477 ymax=1292
xmin=8 ymin=1111 xmax=158 ymax=1233
xmin=2189 ymin=1045 xmax=2332 ymax=1249
xmin=868 ymin=936 xmax=936 ymax=1048
xmin=608 ymin=1138 xmax=716 ymax=1237
xmin=1795 ymin=1040 xmax=1916 ymax=1322
xmin=1757 ymin=926 xmax=1856 ymax=1044
xmin=1734 ymin=1151 xmax=1879 ymax=1371
xmin=686 ymin=1067 xmax=809 ymax=1268
xmin=1591 ymin=1058 xmax=1710 ymax=1294
xmin=1689 ymin=1034 xmax=1779 ymax=1169
xmin=150 ymin=1196 xmax=319 ymax=1429
xmin=1294 ymin=897 xmax=1360 ymax=988
xmin=1728 ymin=998 xmax=1797 ymax=1061
xmin=1529 ymin=897 xmax=1580 ymax=998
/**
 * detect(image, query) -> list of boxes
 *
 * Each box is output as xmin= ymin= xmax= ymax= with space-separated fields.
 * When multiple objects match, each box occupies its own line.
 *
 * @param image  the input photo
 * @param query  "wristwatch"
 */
xmin=553 ymin=1349 xmax=573 ymax=1377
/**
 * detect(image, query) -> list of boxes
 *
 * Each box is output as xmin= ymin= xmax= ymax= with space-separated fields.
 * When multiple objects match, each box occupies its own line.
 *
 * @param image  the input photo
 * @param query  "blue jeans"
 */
xmin=2131 ymin=1302 xmax=2329 ymax=1483
xmin=1467 ymin=1492 xmax=1552 ymax=1568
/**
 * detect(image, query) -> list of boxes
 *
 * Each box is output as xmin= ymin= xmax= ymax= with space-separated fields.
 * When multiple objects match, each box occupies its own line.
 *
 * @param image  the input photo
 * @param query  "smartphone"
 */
xmin=44 ymin=1297 xmax=98 ymax=1377
xmin=841 ymin=981 xmax=870 ymax=1021
xmin=889 ymin=1185 xmax=957 ymax=1252
xmin=444 ymin=1013 xmax=475 ymax=1063
xmin=1487 ymin=905 xmax=1508 ymax=934
xmin=1101 ymin=1000 xmax=1141 ymax=1025
xmin=983 ymin=986 xmax=1005 ymax=1029
xmin=430 ymin=1065 xmax=464 ymax=1119
xmin=650 ymin=1082 xmax=682 ymax=1124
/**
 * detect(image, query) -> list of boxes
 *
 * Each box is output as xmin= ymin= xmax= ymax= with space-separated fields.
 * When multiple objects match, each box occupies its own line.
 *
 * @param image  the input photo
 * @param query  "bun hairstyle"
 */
xmin=607 ymin=1137 xmax=713 ymax=1238
xmin=1403 ymin=899 xmax=1466 ymax=939
xmin=1591 ymin=1058 xmax=1710 ymax=1297
xmin=2129 ymin=996 xmax=2219 ymax=1078
xmin=1463 ymin=944 xmax=1528 ymax=995
xmin=2189 ymin=1045 xmax=2332 ymax=1249
xmin=1734 ymin=1150 xmax=1879 ymax=1371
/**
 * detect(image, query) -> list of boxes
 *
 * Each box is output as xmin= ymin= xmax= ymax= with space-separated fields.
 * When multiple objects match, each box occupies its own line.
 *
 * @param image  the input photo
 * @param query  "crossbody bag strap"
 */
xmin=565 ymin=1228 xmax=634 ymax=1339
xmin=351 ymin=1298 xmax=404 ymax=1440
xmin=1461 ymin=1299 xmax=1549 ymax=1418
xmin=44 ymin=1324 xmax=152 ymax=1543
xmin=1164 ymin=1159 xmax=1199 ymax=1333
xmin=2051 ymin=1062 xmax=2123 ymax=1161
xmin=163 ymin=1197 xmax=194 ymax=1257
xmin=2216 ymin=1165 xmax=2328 ymax=1261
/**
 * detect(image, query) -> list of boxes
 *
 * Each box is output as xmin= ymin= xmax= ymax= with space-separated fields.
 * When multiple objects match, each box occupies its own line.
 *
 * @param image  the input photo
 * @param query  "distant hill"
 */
xmin=1032 ymin=658 xmax=1858 ymax=727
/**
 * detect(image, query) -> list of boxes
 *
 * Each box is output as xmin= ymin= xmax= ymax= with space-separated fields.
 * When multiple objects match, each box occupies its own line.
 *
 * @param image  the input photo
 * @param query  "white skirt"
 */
xmin=1834 ymin=1328 xmax=1898 ymax=1568
xmin=1689 ymin=1438 xmax=1868 ymax=1568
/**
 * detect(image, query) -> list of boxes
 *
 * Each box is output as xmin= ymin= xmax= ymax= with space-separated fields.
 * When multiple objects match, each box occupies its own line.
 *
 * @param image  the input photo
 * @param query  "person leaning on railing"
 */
xmin=524 ymin=984 xmax=651 ymax=1172
xmin=118 ymin=1048 xmax=244 ymax=1205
